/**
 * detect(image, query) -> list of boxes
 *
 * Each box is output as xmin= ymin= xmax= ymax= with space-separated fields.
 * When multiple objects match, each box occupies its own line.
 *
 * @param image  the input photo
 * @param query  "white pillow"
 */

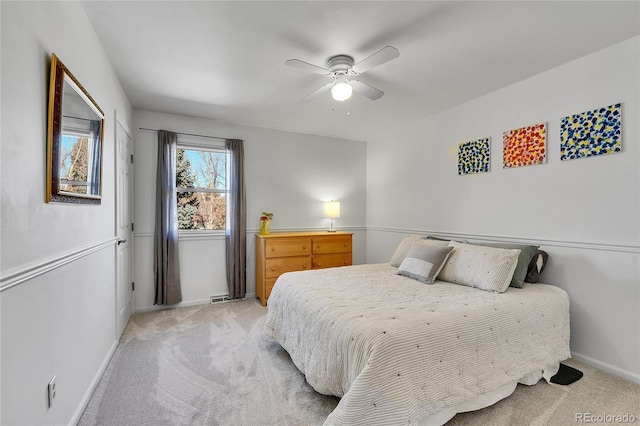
xmin=389 ymin=235 xmax=449 ymax=267
xmin=438 ymin=241 xmax=521 ymax=293
xmin=397 ymin=243 xmax=454 ymax=284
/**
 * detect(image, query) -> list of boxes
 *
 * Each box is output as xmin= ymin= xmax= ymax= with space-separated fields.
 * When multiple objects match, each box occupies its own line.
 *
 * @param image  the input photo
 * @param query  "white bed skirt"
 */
xmin=418 ymin=363 xmax=560 ymax=426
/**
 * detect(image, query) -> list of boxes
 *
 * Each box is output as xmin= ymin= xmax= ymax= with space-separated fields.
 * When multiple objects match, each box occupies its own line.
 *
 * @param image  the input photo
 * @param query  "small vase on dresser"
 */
xmin=259 ymin=220 xmax=270 ymax=235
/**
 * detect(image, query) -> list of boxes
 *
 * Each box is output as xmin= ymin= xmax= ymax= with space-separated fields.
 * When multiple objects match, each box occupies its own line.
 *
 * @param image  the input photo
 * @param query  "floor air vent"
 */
xmin=210 ymin=295 xmax=230 ymax=304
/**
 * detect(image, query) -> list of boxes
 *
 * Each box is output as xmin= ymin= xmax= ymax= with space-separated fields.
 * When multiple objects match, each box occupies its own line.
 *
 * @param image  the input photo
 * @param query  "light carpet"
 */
xmin=79 ymin=298 xmax=639 ymax=426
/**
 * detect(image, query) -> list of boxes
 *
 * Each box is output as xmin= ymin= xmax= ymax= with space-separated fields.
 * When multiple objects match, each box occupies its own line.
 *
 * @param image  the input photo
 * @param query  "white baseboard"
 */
xmin=135 ymin=298 xmax=212 ymax=313
xmin=571 ymin=351 xmax=640 ymax=384
xmin=71 ymin=339 xmax=119 ymax=425
xmin=135 ymin=292 xmax=258 ymax=313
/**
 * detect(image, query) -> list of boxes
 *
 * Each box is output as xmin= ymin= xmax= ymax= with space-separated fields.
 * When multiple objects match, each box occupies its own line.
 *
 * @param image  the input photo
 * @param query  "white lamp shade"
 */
xmin=324 ymin=201 xmax=341 ymax=219
xmin=331 ymin=82 xmax=352 ymax=102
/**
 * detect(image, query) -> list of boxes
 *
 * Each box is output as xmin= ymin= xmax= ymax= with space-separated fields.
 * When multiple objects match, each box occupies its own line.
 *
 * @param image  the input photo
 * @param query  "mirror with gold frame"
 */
xmin=47 ymin=53 xmax=104 ymax=204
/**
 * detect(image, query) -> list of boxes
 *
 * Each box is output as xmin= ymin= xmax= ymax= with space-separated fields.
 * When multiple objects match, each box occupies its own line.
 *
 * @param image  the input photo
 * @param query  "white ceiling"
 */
xmin=81 ymin=1 xmax=640 ymax=142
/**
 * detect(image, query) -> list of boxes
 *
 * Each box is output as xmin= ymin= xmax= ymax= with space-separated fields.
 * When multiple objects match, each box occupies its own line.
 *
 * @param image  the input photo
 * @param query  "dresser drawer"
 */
xmin=256 ymin=232 xmax=353 ymax=306
xmin=312 ymin=253 xmax=352 ymax=269
xmin=265 ymin=238 xmax=312 ymax=258
xmin=265 ymin=278 xmax=278 ymax=300
xmin=313 ymin=236 xmax=352 ymax=255
xmin=265 ymin=257 xmax=311 ymax=278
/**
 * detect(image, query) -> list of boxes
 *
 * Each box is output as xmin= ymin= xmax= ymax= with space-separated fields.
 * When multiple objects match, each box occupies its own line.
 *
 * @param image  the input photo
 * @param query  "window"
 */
xmin=59 ymin=118 xmax=98 ymax=194
xmin=176 ymin=145 xmax=228 ymax=230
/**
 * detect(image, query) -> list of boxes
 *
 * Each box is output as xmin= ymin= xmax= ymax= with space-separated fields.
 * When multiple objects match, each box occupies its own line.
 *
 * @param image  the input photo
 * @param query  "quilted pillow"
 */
xmin=439 ymin=241 xmax=521 ymax=293
xmin=389 ymin=235 xmax=448 ymax=267
xmin=471 ymin=242 xmax=539 ymax=288
xmin=397 ymin=243 xmax=454 ymax=284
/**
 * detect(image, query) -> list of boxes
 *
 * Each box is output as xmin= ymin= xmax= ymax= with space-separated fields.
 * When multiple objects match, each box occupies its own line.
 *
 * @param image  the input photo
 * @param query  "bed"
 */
xmin=263 ymin=248 xmax=571 ymax=425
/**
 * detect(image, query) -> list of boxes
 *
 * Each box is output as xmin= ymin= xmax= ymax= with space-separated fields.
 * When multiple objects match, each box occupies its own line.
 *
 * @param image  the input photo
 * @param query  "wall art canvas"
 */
xmin=560 ymin=103 xmax=621 ymax=161
xmin=458 ymin=137 xmax=490 ymax=175
xmin=503 ymin=123 xmax=547 ymax=168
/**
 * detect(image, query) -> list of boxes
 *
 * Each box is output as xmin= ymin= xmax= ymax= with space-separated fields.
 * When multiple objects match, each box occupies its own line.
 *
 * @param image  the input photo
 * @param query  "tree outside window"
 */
xmin=176 ymin=147 xmax=228 ymax=230
xmin=60 ymin=136 xmax=90 ymax=194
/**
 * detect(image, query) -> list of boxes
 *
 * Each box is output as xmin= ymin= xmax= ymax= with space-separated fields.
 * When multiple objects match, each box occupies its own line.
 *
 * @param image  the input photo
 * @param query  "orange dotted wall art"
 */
xmin=502 ymin=123 xmax=547 ymax=169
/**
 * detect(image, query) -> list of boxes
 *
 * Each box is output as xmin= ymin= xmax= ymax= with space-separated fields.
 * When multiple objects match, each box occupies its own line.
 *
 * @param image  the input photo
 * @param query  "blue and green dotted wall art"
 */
xmin=560 ymin=103 xmax=621 ymax=161
xmin=458 ymin=137 xmax=490 ymax=175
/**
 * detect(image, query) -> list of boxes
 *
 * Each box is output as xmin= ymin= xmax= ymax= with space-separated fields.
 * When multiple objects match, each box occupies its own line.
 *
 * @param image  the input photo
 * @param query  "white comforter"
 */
xmin=263 ymin=264 xmax=571 ymax=426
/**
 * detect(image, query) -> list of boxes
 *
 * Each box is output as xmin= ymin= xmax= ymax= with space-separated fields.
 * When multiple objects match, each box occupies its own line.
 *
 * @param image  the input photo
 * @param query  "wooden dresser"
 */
xmin=255 ymin=231 xmax=353 ymax=306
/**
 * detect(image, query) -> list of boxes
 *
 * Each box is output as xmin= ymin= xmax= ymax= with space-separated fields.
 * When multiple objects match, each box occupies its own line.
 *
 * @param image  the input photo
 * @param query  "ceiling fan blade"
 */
xmin=300 ymin=82 xmax=334 ymax=103
xmin=350 ymin=80 xmax=384 ymax=101
xmin=352 ymin=46 xmax=400 ymax=74
xmin=285 ymin=59 xmax=330 ymax=75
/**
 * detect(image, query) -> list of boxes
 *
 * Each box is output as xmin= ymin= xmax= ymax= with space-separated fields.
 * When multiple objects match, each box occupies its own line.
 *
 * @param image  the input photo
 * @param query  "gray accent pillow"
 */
xmin=525 ymin=250 xmax=548 ymax=283
xmin=389 ymin=235 xmax=424 ymax=267
xmin=389 ymin=235 xmax=449 ymax=267
xmin=397 ymin=244 xmax=454 ymax=284
xmin=425 ymin=235 xmax=469 ymax=244
xmin=471 ymin=242 xmax=539 ymax=288
xmin=424 ymin=235 xmax=450 ymax=242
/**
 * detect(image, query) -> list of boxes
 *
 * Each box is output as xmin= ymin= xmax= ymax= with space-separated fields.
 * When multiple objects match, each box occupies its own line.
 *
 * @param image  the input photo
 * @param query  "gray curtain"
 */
xmin=154 ymin=130 xmax=182 ymax=305
xmin=225 ymin=139 xmax=246 ymax=299
xmin=89 ymin=120 xmax=101 ymax=195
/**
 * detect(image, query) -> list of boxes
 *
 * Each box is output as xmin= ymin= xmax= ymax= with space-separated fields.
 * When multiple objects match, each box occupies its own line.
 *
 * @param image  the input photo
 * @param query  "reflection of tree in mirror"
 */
xmin=60 ymin=137 xmax=89 ymax=194
xmin=176 ymin=148 xmax=228 ymax=230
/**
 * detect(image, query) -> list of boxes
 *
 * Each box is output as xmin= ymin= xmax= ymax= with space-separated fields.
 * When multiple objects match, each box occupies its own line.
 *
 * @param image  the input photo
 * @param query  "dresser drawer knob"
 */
xmin=271 ymin=266 xmax=275 ymax=271
xmin=302 ymin=245 xmax=307 ymax=249
xmin=271 ymin=247 xmax=276 ymax=251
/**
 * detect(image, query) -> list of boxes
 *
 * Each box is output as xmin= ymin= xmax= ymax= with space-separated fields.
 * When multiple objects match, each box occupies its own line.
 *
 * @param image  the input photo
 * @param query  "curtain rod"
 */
xmin=139 ymin=127 xmax=228 ymax=141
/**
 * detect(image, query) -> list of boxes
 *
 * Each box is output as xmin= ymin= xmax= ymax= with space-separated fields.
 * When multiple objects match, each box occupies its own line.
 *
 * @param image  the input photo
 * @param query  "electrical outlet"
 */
xmin=47 ymin=376 xmax=56 ymax=408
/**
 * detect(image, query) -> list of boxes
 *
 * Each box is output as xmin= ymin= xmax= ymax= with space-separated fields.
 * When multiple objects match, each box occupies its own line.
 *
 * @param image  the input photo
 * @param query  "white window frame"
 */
xmin=176 ymin=135 xmax=229 ymax=238
xmin=59 ymin=117 xmax=96 ymax=190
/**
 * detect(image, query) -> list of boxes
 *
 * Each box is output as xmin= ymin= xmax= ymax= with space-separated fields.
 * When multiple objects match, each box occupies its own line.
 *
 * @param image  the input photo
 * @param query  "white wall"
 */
xmin=366 ymin=37 xmax=640 ymax=383
xmin=0 ymin=1 xmax=132 ymax=424
xmin=133 ymin=110 xmax=367 ymax=311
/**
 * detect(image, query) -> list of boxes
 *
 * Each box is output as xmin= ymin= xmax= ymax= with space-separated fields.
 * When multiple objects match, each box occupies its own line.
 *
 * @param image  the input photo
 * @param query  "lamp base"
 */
xmin=328 ymin=218 xmax=337 ymax=232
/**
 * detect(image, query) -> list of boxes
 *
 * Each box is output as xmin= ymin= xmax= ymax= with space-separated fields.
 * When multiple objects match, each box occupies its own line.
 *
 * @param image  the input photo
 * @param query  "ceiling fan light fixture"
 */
xmin=331 ymin=81 xmax=352 ymax=101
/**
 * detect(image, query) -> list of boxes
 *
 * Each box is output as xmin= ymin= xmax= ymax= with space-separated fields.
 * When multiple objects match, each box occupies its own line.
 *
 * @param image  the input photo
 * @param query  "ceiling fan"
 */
xmin=285 ymin=46 xmax=400 ymax=103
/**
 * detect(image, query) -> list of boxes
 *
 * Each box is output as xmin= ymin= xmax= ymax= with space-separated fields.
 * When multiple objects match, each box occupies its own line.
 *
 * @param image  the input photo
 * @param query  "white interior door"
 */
xmin=116 ymin=117 xmax=133 ymax=337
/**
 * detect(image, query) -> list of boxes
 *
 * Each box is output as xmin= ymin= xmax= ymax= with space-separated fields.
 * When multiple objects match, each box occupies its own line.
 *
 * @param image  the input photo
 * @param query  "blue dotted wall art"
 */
xmin=560 ymin=103 xmax=622 ymax=161
xmin=458 ymin=137 xmax=490 ymax=175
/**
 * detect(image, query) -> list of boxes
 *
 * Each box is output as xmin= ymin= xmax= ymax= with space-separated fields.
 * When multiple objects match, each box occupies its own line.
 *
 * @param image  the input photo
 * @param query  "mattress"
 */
xmin=263 ymin=263 xmax=571 ymax=426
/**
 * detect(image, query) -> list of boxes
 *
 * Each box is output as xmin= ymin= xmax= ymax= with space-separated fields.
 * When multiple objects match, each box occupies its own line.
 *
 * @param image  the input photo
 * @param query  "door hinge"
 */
xmin=130 ymin=154 xmax=134 ymax=163
xmin=131 ymin=282 xmax=135 ymax=291
xmin=131 ymin=222 xmax=134 ymax=232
